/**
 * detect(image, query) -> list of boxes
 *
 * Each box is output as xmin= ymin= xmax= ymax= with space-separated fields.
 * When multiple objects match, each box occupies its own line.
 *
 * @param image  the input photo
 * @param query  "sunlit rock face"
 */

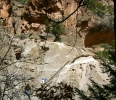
xmin=26 ymin=0 xmax=63 ymax=21
xmin=0 ymin=0 xmax=12 ymax=32
xmin=15 ymin=40 xmax=108 ymax=89
xmin=53 ymin=56 xmax=109 ymax=91
xmin=0 ymin=0 xmax=11 ymax=18
xmin=0 ymin=37 xmax=109 ymax=99
xmin=0 ymin=0 xmax=114 ymax=47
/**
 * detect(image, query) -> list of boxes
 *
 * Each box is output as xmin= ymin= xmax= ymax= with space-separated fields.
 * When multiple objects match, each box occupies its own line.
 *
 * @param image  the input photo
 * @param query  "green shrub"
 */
xmin=100 ymin=43 xmax=110 ymax=50
xmin=16 ymin=0 xmax=27 ymax=4
xmin=12 ymin=45 xmax=23 ymax=50
xmin=110 ymin=39 xmax=115 ymax=49
xmin=109 ymin=17 xmax=114 ymax=23
xmin=96 ymin=43 xmax=109 ymax=59
xmin=107 ymin=6 xmax=113 ymax=14
xmin=83 ymin=0 xmax=110 ymax=18
xmin=96 ymin=50 xmax=109 ymax=59
xmin=17 ymin=34 xmax=28 ymax=40
xmin=45 ymin=20 xmax=52 ymax=33
xmin=52 ymin=23 xmax=65 ymax=36
xmin=45 ymin=20 xmax=66 ymax=41
xmin=96 ymin=40 xmax=115 ymax=60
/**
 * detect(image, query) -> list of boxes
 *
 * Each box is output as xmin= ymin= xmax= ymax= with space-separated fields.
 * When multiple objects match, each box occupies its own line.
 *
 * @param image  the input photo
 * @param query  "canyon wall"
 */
xmin=0 ymin=0 xmax=114 ymax=47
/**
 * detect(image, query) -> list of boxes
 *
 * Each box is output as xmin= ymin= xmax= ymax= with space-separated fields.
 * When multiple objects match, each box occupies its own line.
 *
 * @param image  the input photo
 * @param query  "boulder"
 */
xmin=39 ymin=32 xmax=55 ymax=41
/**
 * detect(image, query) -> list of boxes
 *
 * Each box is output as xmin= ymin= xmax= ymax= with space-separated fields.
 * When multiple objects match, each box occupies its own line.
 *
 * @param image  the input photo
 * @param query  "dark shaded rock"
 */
xmin=15 ymin=52 xmax=21 ymax=60
xmin=39 ymin=32 xmax=55 ymax=41
xmin=85 ymin=28 xmax=115 ymax=47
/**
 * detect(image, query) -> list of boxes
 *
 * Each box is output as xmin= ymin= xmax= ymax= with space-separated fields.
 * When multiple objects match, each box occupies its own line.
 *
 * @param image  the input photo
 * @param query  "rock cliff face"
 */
xmin=53 ymin=56 xmax=109 ymax=90
xmin=0 ymin=20 xmax=111 ymax=99
xmin=0 ymin=1 xmax=114 ymax=99
xmin=13 ymin=39 xmax=106 ymax=85
xmin=0 ymin=0 xmax=114 ymax=47
xmin=4 ymin=39 xmax=108 ymax=100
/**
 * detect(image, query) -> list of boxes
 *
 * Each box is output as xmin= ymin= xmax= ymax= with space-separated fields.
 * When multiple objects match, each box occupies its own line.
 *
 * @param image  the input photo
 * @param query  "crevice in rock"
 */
xmin=15 ymin=52 xmax=21 ymax=60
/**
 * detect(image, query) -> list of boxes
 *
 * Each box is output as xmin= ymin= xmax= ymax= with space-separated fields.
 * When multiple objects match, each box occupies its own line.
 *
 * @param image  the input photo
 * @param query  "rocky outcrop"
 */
xmin=0 ymin=0 xmax=12 ymax=32
xmin=0 ymin=36 xmax=109 ymax=99
xmin=53 ymin=56 xmax=109 ymax=89
xmin=0 ymin=1 xmax=114 ymax=99
xmin=13 ymin=40 xmax=108 ymax=89
xmin=0 ymin=0 xmax=114 ymax=47
xmin=0 ymin=0 xmax=88 ymax=47
xmin=39 ymin=32 xmax=56 ymax=41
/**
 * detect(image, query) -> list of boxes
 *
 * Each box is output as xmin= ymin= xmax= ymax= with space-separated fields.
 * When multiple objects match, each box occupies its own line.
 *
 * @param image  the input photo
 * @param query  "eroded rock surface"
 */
xmin=0 ymin=0 xmax=114 ymax=47
xmin=0 ymin=35 xmax=110 ymax=99
xmin=14 ymin=40 xmax=108 ymax=89
xmin=0 ymin=0 xmax=114 ymax=99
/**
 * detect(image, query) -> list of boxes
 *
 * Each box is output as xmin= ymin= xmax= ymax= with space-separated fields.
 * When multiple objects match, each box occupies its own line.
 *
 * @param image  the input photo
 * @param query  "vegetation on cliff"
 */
xmin=76 ymin=40 xmax=116 ymax=100
xmin=45 ymin=20 xmax=66 ymax=41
